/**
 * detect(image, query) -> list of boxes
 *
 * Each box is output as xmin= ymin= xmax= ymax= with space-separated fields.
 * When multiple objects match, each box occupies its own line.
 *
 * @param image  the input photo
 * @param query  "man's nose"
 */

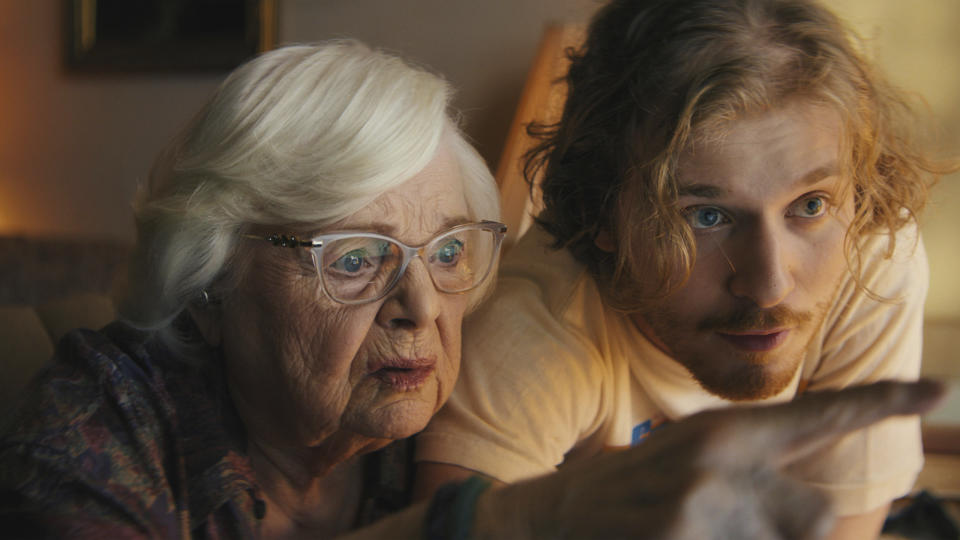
xmin=727 ymin=223 xmax=795 ymax=308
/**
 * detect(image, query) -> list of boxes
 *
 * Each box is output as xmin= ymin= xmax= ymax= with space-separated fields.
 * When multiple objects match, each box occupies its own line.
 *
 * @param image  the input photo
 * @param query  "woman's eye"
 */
xmin=789 ymin=195 xmax=828 ymax=218
xmin=433 ymin=239 xmax=464 ymax=266
xmin=432 ymin=239 xmax=464 ymax=265
xmin=684 ymin=206 xmax=729 ymax=230
xmin=326 ymin=240 xmax=393 ymax=275
xmin=330 ymin=250 xmax=369 ymax=274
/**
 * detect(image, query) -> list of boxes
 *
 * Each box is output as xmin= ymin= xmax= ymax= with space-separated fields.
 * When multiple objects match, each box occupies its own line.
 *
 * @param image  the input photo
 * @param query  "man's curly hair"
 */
xmin=526 ymin=0 xmax=950 ymax=311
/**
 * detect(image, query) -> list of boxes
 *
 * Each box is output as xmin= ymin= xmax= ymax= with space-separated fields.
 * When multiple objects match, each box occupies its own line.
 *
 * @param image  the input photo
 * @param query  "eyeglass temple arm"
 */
xmin=480 ymin=220 xmax=508 ymax=235
xmin=241 ymin=233 xmax=319 ymax=248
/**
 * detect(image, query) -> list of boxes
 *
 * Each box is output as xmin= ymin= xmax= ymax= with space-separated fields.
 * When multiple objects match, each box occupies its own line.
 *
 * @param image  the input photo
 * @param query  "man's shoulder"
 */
xmin=501 ymin=225 xmax=586 ymax=290
xmin=832 ymin=221 xmax=927 ymax=316
xmin=858 ymin=221 xmax=927 ymax=289
xmin=471 ymin=227 xmax=598 ymax=333
xmin=479 ymin=225 xmax=605 ymax=326
xmin=803 ymin=222 xmax=927 ymax=386
xmin=462 ymin=226 xmax=645 ymax=390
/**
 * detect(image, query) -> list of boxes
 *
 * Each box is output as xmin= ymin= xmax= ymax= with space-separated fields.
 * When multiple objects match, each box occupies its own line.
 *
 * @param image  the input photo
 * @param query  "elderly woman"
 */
xmin=0 ymin=41 xmax=943 ymax=539
xmin=2 ymin=40 xmax=501 ymax=537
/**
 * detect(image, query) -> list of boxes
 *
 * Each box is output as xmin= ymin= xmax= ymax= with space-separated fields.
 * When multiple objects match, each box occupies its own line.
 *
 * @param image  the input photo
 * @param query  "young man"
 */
xmin=416 ymin=0 xmax=950 ymax=538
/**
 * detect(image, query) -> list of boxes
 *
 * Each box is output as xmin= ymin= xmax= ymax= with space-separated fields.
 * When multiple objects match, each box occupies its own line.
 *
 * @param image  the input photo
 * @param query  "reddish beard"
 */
xmin=642 ymin=303 xmax=828 ymax=401
xmin=697 ymin=304 xmax=813 ymax=334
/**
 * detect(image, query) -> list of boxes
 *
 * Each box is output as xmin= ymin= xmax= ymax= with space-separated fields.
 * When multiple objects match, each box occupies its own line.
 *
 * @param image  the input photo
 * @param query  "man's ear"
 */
xmin=594 ymin=230 xmax=616 ymax=253
xmin=188 ymin=302 xmax=222 ymax=347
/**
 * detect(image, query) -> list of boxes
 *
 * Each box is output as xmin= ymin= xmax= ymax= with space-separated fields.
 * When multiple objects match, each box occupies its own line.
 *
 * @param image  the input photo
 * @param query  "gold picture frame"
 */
xmin=66 ymin=0 xmax=277 ymax=71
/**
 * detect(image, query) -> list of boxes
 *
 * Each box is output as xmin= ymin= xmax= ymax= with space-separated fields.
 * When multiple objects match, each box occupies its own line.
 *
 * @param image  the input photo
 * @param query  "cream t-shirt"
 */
xmin=418 ymin=223 xmax=927 ymax=515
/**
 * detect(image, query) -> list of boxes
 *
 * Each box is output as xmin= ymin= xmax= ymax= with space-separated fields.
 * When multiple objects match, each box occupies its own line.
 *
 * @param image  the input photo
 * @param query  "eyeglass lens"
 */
xmin=316 ymin=227 xmax=498 ymax=302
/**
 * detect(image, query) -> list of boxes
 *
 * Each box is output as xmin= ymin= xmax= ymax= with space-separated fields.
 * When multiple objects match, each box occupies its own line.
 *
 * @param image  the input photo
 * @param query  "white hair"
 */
xmin=120 ymin=40 xmax=500 ymax=357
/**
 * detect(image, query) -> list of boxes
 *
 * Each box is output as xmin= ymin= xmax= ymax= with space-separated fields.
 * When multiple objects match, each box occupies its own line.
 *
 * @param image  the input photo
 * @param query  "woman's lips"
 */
xmin=369 ymin=358 xmax=435 ymax=391
xmin=716 ymin=329 xmax=790 ymax=352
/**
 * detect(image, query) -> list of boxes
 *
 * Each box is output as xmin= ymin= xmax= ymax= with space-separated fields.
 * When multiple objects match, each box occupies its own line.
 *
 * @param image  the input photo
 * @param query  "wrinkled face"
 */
xmin=632 ymin=101 xmax=854 ymax=401
xmin=218 ymin=144 xmax=471 ymax=451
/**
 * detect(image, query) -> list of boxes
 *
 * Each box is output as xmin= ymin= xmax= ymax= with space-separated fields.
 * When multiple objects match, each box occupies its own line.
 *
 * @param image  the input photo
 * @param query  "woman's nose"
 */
xmin=727 ymin=225 xmax=795 ymax=308
xmin=376 ymin=258 xmax=442 ymax=329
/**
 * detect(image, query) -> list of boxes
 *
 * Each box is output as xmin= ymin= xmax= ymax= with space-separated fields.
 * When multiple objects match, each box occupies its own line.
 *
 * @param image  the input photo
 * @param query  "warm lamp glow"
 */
xmin=0 ymin=181 xmax=28 ymax=237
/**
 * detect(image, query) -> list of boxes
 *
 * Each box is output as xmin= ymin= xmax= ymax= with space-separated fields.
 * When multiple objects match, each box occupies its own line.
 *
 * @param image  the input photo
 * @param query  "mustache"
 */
xmin=698 ymin=304 xmax=813 ymax=333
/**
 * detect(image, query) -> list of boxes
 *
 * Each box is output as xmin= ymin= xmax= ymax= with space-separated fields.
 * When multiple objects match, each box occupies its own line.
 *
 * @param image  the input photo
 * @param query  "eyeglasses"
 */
xmin=244 ymin=221 xmax=506 ymax=304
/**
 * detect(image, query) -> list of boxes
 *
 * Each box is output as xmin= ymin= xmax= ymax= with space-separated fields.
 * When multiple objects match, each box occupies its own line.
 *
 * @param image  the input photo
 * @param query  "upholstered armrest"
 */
xmin=0 ymin=293 xmax=115 ymax=413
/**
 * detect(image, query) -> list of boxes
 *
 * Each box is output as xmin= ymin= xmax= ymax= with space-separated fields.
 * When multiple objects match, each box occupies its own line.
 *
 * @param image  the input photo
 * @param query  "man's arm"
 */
xmin=398 ymin=381 xmax=944 ymax=540
xmin=412 ymin=462 xmax=503 ymax=501
xmin=415 ymin=438 xmax=894 ymax=539
xmin=412 ymin=461 xmax=895 ymax=539
xmin=828 ymin=505 xmax=890 ymax=540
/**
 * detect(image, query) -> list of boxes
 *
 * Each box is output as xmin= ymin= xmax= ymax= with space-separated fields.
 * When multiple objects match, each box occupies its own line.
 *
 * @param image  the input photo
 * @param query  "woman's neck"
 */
xmin=248 ymin=437 xmax=369 ymax=539
xmin=225 ymin=370 xmax=392 ymax=536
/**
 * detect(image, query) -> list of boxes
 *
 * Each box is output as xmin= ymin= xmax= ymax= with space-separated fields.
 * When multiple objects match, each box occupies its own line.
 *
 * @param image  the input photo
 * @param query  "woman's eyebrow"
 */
xmin=324 ymin=215 xmax=473 ymax=237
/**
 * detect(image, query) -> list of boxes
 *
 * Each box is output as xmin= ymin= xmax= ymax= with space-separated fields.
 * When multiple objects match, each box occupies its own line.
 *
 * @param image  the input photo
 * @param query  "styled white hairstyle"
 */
xmin=120 ymin=40 xmax=500 ymax=356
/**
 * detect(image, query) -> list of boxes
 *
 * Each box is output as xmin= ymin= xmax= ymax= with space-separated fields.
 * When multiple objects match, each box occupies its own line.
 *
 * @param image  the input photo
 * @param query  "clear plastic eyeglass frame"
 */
xmin=244 ymin=220 xmax=507 ymax=305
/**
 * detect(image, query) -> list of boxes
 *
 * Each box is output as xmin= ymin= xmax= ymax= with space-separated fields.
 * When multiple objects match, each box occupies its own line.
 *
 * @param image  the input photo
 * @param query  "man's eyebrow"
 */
xmin=797 ymin=163 xmax=840 ymax=187
xmin=677 ymin=183 xmax=725 ymax=198
xmin=676 ymin=163 xmax=840 ymax=199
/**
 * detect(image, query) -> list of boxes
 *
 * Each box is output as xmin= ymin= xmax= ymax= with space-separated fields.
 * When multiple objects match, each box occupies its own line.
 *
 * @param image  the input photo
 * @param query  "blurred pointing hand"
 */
xmin=485 ymin=379 xmax=947 ymax=540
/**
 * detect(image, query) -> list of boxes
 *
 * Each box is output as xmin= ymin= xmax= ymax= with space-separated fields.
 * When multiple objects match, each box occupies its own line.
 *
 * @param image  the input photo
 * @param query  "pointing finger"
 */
xmin=697 ymin=379 xmax=947 ymax=466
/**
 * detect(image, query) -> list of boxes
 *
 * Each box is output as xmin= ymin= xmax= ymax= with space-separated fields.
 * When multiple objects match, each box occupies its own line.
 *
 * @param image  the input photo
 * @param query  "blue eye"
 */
xmin=331 ymin=250 xmax=368 ymax=274
xmin=797 ymin=196 xmax=825 ymax=217
xmin=433 ymin=239 xmax=464 ymax=266
xmin=685 ymin=206 xmax=729 ymax=229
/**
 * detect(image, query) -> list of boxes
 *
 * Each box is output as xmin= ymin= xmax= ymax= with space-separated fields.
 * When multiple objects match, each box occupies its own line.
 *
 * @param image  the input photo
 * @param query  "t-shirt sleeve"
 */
xmin=792 ymin=224 xmax=928 ymax=515
xmin=416 ymin=277 xmax=609 ymax=483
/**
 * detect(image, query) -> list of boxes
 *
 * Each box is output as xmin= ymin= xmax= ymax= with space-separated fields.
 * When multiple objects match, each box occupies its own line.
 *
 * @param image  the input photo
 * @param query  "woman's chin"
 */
xmin=351 ymin=395 xmax=437 ymax=441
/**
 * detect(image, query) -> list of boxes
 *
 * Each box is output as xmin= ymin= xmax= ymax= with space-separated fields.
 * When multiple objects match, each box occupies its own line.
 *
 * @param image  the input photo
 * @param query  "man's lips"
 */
xmin=716 ymin=329 xmax=790 ymax=352
xmin=368 ymin=357 xmax=436 ymax=391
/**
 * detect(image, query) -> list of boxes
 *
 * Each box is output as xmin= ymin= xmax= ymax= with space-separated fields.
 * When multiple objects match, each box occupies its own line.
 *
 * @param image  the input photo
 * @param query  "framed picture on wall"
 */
xmin=65 ymin=0 xmax=277 ymax=71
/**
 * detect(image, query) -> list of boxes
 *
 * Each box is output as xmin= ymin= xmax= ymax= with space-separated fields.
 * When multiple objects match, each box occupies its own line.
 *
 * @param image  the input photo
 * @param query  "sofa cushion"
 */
xmin=0 ymin=306 xmax=55 ymax=413
xmin=35 ymin=293 xmax=116 ymax=344
xmin=1 ymin=294 xmax=116 ymax=414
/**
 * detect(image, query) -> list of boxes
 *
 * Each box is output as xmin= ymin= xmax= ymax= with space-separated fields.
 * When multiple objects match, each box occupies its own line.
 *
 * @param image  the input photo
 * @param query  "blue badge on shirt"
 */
xmin=631 ymin=418 xmax=668 ymax=445
xmin=631 ymin=420 xmax=652 ymax=445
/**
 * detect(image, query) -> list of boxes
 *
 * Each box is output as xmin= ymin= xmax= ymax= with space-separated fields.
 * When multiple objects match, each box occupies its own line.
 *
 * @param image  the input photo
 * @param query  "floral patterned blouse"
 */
xmin=0 ymin=322 xmax=412 ymax=538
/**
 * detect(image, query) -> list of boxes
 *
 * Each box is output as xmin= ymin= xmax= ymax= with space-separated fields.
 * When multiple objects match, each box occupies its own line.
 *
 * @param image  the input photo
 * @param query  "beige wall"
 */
xmin=277 ymin=0 xmax=597 ymax=163
xmin=0 ymin=1 xmax=956 ymax=317
xmin=0 ymin=1 xmax=223 ymax=243
xmin=0 ymin=0 xmax=595 ymax=243
xmin=830 ymin=0 xmax=960 ymax=319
